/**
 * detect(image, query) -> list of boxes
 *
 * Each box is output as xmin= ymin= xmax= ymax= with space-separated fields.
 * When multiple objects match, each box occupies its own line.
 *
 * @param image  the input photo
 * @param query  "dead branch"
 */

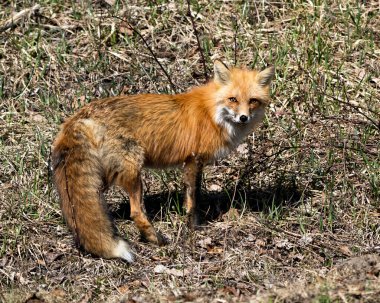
xmin=232 ymin=16 xmax=238 ymax=66
xmin=112 ymin=15 xmax=178 ymax=93
xmin=186 ymin=0 xmax=209 ymax=82
xmin=0 ymin=4 xmax=41 ymax=33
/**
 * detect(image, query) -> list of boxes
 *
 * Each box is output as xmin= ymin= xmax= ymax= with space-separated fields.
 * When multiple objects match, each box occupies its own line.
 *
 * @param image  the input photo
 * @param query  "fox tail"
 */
xmin=51 ymin=122 xmax=134 ymax=262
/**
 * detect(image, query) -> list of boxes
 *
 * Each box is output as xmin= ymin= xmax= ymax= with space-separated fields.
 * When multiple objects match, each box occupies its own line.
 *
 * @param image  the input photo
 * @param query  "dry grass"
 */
xmin=0 ymin=1 xmax=379 ymax=302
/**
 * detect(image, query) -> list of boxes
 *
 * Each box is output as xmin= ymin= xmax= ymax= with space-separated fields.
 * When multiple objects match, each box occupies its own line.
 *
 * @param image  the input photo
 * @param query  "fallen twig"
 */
xmin=186 ymin=0 xmax=209 ymax=82
xmin=0 ymin=4 xmax=40 ymax=33
xmin=232 ymin=16 xmax=238 ymax=66
xmin=112 ymin=15 xmax=178 ymax=93
xmin=301 ymin=66 xmax=380 ymax=131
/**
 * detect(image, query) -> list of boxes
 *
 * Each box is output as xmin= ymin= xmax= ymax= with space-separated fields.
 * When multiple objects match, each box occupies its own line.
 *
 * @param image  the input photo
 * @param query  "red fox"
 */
xmin=52 ymin=60 xmax=274 ymax=262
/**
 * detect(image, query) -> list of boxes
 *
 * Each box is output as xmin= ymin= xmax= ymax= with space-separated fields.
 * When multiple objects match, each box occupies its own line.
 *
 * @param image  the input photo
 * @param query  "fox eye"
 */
xmin=249 ymin=98 xmax=260 ymax=105
xmin=228 ymin=97 xmax=238 ymax=103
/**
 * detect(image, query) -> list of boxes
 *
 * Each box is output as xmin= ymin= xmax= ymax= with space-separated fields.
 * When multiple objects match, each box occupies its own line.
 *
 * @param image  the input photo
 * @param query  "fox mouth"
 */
xmin=215 ymin=106 xmax=252 ymax=127
xmin=232 ymin=117 xmax=251 ymax=125
xmin=223 ymin=114 xmax=251 ymax=125
xmin=236 ymin=118 xmax=250 ymax=124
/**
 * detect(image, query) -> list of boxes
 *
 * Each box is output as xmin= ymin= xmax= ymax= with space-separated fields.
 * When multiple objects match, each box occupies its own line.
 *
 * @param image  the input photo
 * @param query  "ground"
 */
xmin=0 ymin=1 xmax=379 ymax=302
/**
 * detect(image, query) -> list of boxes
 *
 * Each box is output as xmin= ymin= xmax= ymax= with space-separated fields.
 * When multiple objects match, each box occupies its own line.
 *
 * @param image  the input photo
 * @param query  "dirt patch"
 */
xmin=258 ymin=254 xmax=380 ymax=303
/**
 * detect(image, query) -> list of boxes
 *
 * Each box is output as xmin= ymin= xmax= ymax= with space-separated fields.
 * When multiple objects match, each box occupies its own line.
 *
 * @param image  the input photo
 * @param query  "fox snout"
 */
xmin=238 ymin=114 xmax=248 ymax=123
xmin=218 ymin=106 xmax=253 ymax=125
xmin=232 ymin=112 xmax=250 ymax=124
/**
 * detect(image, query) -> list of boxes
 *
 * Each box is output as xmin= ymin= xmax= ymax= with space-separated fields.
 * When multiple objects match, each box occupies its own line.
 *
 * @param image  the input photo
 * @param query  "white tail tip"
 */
xmin=114 ymin=239 xmax=134 ymax=263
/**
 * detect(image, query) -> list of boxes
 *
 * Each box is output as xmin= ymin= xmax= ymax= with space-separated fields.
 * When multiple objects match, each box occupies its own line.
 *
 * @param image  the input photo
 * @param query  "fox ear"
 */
xmin=214 ymin=60 xmax=231 ymax=85
xmin=258 ymin=66 xmax=275 ymax=87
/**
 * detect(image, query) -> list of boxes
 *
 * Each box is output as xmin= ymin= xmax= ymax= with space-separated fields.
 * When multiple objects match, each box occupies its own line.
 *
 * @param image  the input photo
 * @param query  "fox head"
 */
xmin=213 ymin=60 xmax=274 ymax=137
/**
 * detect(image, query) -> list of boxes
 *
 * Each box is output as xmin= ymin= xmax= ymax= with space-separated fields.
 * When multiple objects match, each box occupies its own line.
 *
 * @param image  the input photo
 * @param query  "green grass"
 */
xmin=0 ymin=0 xmax=379 ymax=302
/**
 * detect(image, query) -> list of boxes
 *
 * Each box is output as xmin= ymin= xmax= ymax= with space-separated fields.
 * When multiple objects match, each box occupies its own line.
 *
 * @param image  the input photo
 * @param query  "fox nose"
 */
xmin=239 ymin=115 xmax=248 ymax=123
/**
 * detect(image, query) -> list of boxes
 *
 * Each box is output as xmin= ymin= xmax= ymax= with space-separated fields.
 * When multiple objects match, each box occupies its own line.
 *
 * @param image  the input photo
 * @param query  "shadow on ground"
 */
xmin=112 ymin=180 xmax=302 ymax=223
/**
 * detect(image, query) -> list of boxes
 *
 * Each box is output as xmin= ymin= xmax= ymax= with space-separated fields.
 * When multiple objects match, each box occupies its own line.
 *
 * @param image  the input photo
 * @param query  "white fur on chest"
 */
xmin=214 ymin=105 xmax=264 ymax=159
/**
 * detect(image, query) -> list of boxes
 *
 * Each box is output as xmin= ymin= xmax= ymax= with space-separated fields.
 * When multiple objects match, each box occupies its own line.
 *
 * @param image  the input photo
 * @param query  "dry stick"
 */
xmin=239 ymin=138 xmax=378 ymax=189
xmin=296 ymin=60 xmax=379 ymax=119
xmin=186 ymin=0 xmax=209 ymax=82
xmin=324 ymin=89 xmax=379 ymax=130
xmin=0 ymin=4 xmax=40 ymax=33
xmin=341 ymin=79 xmax=380 ymax=129
xmin=261 ymin=221 xmax=351 ymax=258
xmin=232 ymin=16 xmax=238 ymax=66
xmin=112 ymin=15 xmax=178 ymax=93
xmin=302 ymin=67 xmax=380 ymax=130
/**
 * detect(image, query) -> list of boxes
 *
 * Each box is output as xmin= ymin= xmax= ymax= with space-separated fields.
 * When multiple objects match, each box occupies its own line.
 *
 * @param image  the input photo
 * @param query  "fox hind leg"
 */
xmin=116 ymin=171 xmax=166 ymax=245
xmin=106 ymin=136 xmax=166 ymax=246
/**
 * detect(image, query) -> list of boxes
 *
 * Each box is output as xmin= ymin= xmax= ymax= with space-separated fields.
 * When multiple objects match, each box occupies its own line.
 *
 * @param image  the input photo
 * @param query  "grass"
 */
xmin=0 ymin=0 xmax=379 ymax=302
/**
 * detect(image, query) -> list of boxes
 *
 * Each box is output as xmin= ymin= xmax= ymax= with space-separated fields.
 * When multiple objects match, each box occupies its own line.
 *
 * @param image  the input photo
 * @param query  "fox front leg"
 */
xmin=183 ymin=155 xmax=203 ymax=229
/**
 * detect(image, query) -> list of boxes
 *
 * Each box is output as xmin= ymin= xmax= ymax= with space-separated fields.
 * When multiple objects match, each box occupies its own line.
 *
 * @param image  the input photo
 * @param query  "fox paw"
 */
xmin=140 ymin=231 xmax=169 ymax=246
xmin=186 ymin=213 xmax=201 ymax=230
xmin=156 ymin=232 xmax=169 ymax=246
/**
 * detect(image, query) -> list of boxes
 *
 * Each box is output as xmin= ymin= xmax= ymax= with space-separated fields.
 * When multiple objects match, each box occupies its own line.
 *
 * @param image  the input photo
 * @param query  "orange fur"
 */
xmin=52 ymin=61 xmax=275 ymax=261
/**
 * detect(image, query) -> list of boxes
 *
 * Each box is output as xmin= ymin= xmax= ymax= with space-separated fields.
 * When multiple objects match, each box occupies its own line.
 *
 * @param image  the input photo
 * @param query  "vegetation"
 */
xmin=0 ymin=1 xmax=379 ymax=302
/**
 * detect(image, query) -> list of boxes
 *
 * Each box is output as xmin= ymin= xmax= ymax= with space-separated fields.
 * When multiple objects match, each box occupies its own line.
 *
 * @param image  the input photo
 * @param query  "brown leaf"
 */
xmin=119 ymin=24 xmax=133 ymax=35
xmin=208 ymin=184 xmax=222 ymax=191
xmin=128 ymin=280 xmax=142 ymax=288
xmin=222 ymin=208 xmax=240 ymax=221
xmin=207 ymin=246 xmax=223 ymax=255
xmin=198 ymin=237 xmax=212 ymax=248
xmin=166 ymin=267 xmax=188 ymax=277
xmin=339 ymin=245 xmax=353 ymax=256
xmin=154 ymin=264 xmax=189 ymax=277
xmin=221 ymin=286 xmax=240 ymax=296
xmin=275 ymin=238 xmax=294 ymax=250
xmin=236 ymin=143 xmax=248 ymax=155
xmin=255 ymin=239 xmax=266 ymax=247
xmin=78 ymin=291 xmax=92 ymax=303
xmin=26 ymin=288 xmax=66 ymax=303
xmin=37 ymin=259 xmax=46 ymax=266
xmin=45 ymin=252 xmax=63 ymax=264
xmin=154 ymin=264 xmax=168 ymax=273
xmin=118 ymin=284 xmax=129 ymax=294
xmin=151 ymin=255 xmax=170 ymax=262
